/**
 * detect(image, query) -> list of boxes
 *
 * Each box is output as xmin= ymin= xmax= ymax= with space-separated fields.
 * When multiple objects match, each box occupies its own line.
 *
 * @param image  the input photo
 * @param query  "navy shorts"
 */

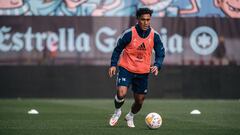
xmin=116 ymin=66 xmax=149 ymax=94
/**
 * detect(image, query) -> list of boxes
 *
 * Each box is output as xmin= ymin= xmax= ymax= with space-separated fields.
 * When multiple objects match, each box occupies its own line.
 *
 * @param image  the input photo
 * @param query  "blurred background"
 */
xmin=0 ymin=0 xmax=239 ymax=99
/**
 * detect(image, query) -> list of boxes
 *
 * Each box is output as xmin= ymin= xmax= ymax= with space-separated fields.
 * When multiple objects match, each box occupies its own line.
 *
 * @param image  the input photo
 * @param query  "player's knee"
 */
xmin=117 ymin=92 xmax=126 ymax=99
xmin=117 ymin=87 xmax=128 ymax=98
xmin=135 ymin=97 xmax=145 ymax=105
xmin=116 ymin=94 xmax=125 ymax=100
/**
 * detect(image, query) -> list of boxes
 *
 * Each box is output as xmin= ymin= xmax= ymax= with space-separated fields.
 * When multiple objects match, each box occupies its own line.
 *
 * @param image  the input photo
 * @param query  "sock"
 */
xmin=115 ymin=108 xmax=121 ymax=114
xmin=127 ymin=111 xmax=134 ymax=118
xmin=114 ymin=95 xmax=125 ymax=109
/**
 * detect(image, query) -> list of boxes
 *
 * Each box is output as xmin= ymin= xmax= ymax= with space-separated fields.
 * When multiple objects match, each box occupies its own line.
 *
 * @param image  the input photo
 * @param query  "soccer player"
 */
xmin=108 ymin=7 xmax=165 ymax=128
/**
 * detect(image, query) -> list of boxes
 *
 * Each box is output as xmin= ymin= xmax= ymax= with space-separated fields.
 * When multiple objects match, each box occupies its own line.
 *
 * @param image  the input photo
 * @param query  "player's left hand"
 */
xmin=150 ymin=66 xmax=158 ymax=76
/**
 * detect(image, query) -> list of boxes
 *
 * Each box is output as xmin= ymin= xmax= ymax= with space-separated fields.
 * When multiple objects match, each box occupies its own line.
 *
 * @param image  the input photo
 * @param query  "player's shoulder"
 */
xmin=151 ymin=28 xmax=163 ymax=43
xmin=122 ymin=27 xmax=132 ymax=36
xmin=152 ymin=28 xmax=161 ymax=38
xmin=119 ymin=27 xmax=132 ymax=40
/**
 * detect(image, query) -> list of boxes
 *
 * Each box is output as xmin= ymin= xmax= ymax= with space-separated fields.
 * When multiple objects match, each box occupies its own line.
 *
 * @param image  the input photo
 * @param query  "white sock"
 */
xmin=128 ymin=111 xmax=134 ymax=118
xmin=115 ymin=108 xmax=121 ymax=114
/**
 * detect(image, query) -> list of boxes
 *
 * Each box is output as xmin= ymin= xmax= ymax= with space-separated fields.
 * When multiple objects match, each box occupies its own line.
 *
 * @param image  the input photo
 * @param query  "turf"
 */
xmin=0 ymin=99 xmax=239 ymax=135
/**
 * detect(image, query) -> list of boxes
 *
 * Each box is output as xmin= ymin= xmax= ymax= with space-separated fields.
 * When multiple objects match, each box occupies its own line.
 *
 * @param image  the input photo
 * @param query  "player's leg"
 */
xmin=125 ymin=93 xmax=145 ymax=128
xmin=109 ymin=86 xmax=128 ymax=126
xmin=109 ymin=67 xmax=132 ymax=126
xmin=114 ymin=86 xmax=127 ymax=108
xmin=125 ymin=73 xmax=148 ymax=128
xmin=132 ymin=93 xmax=145 ymax=113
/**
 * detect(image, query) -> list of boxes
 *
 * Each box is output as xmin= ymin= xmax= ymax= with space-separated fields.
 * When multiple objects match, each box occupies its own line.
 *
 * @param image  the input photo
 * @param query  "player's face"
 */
xmin=138 ymin=14 xmax=151 ymax=31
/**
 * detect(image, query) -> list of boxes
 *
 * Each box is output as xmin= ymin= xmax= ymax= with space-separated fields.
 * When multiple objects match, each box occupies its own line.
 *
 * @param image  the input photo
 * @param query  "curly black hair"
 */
xmin=136 ymin=7 xmax=153 ymax=18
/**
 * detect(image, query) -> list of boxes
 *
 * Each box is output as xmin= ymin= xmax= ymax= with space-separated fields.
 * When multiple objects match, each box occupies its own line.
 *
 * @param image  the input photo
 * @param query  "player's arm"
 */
xmin=151 ymin=32 xmax=165 ymax=76
xmin=109 ymin=29 xmax=132 ymax=77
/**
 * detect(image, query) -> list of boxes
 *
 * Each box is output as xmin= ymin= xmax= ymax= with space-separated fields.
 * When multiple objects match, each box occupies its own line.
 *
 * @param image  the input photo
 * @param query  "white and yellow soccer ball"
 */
xmin=145 ymin=112 xmax=162 ymax=129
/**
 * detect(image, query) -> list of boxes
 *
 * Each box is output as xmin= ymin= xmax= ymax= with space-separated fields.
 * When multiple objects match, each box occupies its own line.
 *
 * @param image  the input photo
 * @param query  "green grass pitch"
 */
xmin=0 ymin=99 xmax=240 ymax=135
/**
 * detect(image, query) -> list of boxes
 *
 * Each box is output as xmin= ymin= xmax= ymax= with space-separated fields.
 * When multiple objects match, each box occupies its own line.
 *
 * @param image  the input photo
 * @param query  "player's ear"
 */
xmin=214 ymin=0 xmax=221 ymax=7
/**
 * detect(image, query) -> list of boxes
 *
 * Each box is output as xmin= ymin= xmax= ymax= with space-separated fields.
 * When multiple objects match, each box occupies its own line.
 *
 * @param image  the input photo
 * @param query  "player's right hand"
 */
xmin=108 ymin=66 xmax=116 ymax=78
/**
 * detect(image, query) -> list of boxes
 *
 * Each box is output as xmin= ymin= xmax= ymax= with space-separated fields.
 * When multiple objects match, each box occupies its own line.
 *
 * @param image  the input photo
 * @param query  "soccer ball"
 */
xmin=145 ymin=112 xmax=162 ymax=129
